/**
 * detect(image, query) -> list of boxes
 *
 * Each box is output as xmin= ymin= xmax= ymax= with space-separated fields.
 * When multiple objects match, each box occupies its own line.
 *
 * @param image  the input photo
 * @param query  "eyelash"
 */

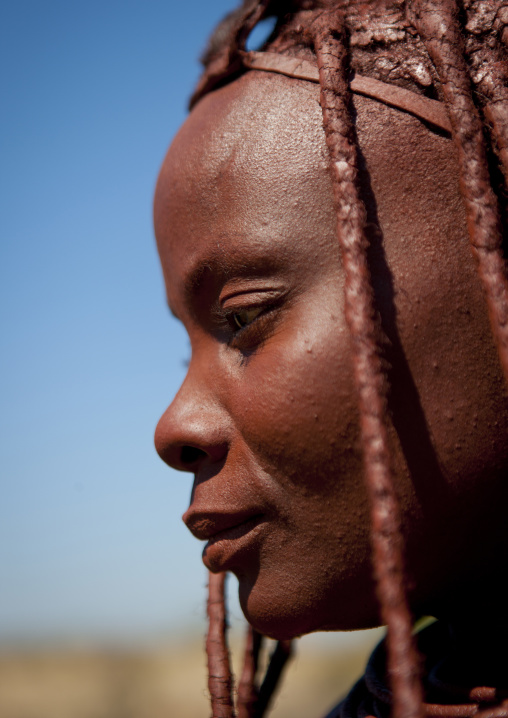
xmin=230 ymin=306 xmax=264 ymax=330
xmin=226 ymin=306 xmax=271 ymax=344
xmin=181 ymin=298 xmax=282 ymax=366
xmin=215 ymin=302 xmax=277 ymax=350
xmin=211 ymin=287 xmax=289 ymax=350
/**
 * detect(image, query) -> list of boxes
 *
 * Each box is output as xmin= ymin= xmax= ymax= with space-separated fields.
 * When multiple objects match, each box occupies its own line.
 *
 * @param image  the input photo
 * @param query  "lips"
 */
xmin=183 ymin=507 xmax=264 ymax=540
xmin=183 ymin=508 xmax=266 ymax=571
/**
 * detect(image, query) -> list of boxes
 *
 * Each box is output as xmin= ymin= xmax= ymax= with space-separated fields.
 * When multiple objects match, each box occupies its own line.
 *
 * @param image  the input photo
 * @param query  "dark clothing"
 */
xmin=325 ymin=622 xmax=508 ymax=718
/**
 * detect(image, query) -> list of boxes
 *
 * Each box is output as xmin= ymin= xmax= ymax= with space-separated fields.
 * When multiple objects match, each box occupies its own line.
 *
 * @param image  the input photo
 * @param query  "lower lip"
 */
xmin=202 ymin=515 xmax=266 ymax=572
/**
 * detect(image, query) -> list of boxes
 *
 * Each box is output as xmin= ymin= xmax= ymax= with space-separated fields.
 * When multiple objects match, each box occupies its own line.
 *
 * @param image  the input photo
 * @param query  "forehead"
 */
xmin=153 ymin=73 xmax=338 ymax=307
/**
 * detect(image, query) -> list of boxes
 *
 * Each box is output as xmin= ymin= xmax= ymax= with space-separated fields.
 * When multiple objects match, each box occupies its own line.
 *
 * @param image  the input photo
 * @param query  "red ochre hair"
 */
xmin=189 ymin=2 xmax=508 ymax=716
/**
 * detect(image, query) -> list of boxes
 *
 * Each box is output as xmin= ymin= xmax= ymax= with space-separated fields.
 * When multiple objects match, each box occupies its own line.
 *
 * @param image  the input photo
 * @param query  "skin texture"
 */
xmin=153 ymin=71 xmax=508 ymax=640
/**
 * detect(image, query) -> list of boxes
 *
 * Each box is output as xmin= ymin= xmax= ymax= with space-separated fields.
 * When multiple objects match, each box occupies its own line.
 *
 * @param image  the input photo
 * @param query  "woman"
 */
xmin=153 ymin=1 xmax=508 ymax=716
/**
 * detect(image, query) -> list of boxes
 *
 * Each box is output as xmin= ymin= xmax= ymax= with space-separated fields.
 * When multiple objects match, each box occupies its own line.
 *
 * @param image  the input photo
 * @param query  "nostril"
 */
xmin=180 ymin=445 xmax=207 ymax=466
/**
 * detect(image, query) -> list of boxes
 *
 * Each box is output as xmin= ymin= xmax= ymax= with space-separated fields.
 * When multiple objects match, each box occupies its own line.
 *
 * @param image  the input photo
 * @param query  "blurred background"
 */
xmin=0 ymin=1 xmax=383 ymax=716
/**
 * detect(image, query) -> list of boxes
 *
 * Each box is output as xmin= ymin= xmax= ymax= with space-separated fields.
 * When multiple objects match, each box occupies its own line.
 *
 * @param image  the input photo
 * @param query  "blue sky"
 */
xmin=0 ymin=0 xmax=251 ymax=642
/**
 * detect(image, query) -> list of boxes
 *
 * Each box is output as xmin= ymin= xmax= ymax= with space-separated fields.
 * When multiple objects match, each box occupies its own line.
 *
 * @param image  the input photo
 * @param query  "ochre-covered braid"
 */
xmin=462 ymin=0 xmax=508 ymax=187
xmin=307 ymin=9 xmax=423 ymax=718
xmin=411 ymin=0 xmax=508 ymax=384
xmin=206 ymin=572 xmax=235 ymax=718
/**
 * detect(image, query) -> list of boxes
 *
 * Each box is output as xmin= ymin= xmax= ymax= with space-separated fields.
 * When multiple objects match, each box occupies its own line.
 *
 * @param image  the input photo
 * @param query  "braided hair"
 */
xmin=187 ymin=2 xmax=508 ymax=716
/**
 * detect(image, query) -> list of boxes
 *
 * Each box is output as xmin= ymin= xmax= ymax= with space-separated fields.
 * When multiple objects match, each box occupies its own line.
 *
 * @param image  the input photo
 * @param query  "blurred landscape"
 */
xmin=0 ymin=629 xmax=383 ymax=718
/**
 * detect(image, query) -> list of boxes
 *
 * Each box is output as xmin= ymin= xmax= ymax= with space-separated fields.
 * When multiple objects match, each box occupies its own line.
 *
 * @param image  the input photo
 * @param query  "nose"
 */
xmin=154 ymin=372 xmax=230 ymax=473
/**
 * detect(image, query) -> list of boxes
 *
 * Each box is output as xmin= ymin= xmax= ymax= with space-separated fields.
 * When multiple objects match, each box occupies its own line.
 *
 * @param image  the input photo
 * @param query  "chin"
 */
xmin=238 ymin=580 xmax=310 ymax=640
xmin=236 ymin=570 xmax=380 ymax=639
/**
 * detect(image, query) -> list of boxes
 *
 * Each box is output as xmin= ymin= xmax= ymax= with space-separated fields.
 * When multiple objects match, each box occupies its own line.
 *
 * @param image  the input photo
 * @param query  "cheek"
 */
xmin=221 ymin=301 xmax=383 ymax=632
xmin=226 ymin=308 xmax=364 ymax=501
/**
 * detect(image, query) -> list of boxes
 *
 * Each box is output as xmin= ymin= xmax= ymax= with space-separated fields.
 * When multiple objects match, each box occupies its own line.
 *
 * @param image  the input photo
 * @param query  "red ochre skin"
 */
xmin=154 ymin=71 xmax=508 ymax=640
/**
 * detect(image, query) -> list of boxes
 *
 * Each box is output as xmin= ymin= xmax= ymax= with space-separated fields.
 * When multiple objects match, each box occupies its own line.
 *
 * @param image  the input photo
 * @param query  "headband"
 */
xmin=241 ymin=50 xmax=451 ymax=134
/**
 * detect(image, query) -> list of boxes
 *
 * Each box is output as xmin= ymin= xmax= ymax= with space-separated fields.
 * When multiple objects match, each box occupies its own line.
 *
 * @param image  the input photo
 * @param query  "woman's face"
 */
xmin=154 ymin=72 xmax=508 ymax=638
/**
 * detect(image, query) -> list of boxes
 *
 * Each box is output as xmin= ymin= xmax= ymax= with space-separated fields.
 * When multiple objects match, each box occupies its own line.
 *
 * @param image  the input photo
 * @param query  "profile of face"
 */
xmin=154 ymin=71 xmax=508 ymax=640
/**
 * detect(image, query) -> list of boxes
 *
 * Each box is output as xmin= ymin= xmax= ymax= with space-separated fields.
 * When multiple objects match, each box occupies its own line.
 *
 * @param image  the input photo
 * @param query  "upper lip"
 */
xmin=183 ymin=508 xmax=265 ymax=541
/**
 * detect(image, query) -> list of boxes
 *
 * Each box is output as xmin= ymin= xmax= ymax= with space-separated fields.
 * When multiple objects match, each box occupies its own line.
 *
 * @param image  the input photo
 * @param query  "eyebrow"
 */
xmin=186 ymin=251 xmax=225 ymax=296
xmin=171 ymin=242 xmax=287 ymax=319
xmin=166 ymin=247 xmax=229 ymax=321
